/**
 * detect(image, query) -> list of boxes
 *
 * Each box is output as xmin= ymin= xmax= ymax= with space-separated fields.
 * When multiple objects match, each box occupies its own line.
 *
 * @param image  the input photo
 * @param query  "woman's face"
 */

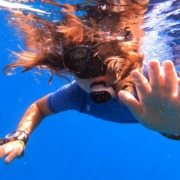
xmin=64 ymin=40 xmax=121 ymax=93
xmin=73 ymin=73 xmax=115 ymax=93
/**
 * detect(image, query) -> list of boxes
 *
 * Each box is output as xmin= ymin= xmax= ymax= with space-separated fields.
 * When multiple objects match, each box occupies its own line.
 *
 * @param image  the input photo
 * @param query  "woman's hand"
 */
xmin=0 ymin=140 xmax=24 ymax=164
xmin=119 ymin=60 xmax=180 ymax=135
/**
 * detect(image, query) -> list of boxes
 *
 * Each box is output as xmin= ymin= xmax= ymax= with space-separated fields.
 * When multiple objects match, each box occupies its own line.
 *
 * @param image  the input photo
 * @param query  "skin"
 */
xmin=73 ymin=74 xmax=115 ymax=93
xmin=1 ymin=59 xmax=180 ymax=164
xmin=119 ymin=60 xmax=180 ymax=134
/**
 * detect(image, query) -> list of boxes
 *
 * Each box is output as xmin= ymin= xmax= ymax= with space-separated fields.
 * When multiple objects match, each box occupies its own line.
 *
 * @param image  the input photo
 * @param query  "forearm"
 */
xmin=16 ymin=103 xmax=46 ymax=135
xmin=0 ymin=96 xmax=52 ymax=164
xmin=0 ymin=103 xmax=47 ymax=164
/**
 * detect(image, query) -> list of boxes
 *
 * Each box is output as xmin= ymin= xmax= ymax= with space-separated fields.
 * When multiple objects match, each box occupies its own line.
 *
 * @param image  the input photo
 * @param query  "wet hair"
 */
xmin=3 ymin=0 xmax=148 ymax=94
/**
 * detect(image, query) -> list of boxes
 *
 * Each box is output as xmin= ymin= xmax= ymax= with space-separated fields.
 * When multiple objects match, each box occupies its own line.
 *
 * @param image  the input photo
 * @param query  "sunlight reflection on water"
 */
xmin=142 ymin=0 xmax=180 ymax=69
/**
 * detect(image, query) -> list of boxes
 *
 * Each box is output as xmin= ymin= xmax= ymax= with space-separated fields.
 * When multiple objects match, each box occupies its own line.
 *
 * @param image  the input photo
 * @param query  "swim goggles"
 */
xmin=62 ymin=43 xmax=107 ymax=79
xmin=62 ymin=42 xmax=117 ymax=103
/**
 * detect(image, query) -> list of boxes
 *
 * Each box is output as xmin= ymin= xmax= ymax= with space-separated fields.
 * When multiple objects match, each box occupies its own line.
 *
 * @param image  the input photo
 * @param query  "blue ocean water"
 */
xmin=0 ymin=0 xmax=180 ymax=180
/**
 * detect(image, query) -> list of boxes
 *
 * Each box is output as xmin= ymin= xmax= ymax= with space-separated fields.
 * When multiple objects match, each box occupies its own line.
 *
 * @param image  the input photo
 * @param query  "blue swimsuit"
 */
xmin=47 ymin=65 xmax=149 ymax=124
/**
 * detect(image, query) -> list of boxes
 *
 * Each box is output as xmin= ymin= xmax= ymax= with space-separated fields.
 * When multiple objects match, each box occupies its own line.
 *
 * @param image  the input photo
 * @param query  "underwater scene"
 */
xmin=0 ymin=0 xmax=180 ymax=180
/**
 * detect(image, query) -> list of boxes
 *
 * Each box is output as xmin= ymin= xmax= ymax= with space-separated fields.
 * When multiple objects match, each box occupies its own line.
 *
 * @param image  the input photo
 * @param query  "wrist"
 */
xmin=4 ymin=130 xmax=29 ymax=145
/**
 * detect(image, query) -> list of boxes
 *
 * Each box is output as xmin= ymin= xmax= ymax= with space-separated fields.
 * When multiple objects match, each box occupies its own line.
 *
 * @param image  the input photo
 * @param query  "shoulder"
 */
xmin=51 ymin=80 xmax=84 ymax=97
xmin=47 ymin=81 xmax=87 ymax=113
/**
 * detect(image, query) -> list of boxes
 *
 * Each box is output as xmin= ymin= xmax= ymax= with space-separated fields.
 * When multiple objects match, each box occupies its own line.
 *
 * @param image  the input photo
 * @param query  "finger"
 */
xmin=148 ymin=60 xmax=163 ymax=92
xmin=5 ymin=144 xmax=23 ymax=164
xmin=0 ymin=141 xmax=16 ymax=159
xmin=0 ymin=145 xmax=8 ymax=159
xmin=131 ymin=70 xmax=151 ymax=98
xmin=178 ymin=79 xmax=180 ymax=100
xmin=163 ymin=60 xmax=178 ymax=94
xmin=118 ymin=90 xmax=142 ymax=119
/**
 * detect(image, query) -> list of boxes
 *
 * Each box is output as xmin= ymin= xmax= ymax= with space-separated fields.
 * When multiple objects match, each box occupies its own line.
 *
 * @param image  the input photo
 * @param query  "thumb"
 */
xmin=118 ymin=90 xmax=142 ymax=119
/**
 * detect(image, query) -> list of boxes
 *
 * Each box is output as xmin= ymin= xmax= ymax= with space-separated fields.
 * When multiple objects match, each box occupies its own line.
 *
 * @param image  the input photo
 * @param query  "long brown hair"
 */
xmin=3 ymin=0 xmax=148 ymax=93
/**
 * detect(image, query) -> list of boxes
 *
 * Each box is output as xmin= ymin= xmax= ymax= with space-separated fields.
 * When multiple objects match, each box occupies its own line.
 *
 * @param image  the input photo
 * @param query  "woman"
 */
xmin=0 ymin=0 xmax=180 ymax=164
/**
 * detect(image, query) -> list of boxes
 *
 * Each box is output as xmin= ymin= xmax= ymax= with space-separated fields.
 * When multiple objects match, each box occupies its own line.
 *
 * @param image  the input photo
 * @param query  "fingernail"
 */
xmin=5 ymin=159 xmax=10 ymax=164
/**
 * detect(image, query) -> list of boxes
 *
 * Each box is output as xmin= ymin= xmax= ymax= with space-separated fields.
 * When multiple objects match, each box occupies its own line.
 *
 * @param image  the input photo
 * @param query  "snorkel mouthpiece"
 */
xmin=90 ymin=82 xmax=116 ymax=104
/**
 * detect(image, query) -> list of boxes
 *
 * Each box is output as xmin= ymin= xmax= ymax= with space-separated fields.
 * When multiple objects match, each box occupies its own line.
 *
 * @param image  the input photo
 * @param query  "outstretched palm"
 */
xmin=119 ymin=60 xmax=180 ymax=134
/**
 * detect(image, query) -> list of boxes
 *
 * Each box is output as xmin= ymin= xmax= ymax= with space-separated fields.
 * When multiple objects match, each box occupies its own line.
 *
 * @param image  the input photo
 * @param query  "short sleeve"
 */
xmin=47 ymin=81 xmax=86 ymax=113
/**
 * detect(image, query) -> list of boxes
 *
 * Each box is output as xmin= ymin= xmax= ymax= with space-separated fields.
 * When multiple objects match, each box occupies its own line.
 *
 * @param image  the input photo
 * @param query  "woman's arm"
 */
xmin=16 ymin=95 xmax=53 ymax=135
xmin=0 ymin=95 xmax=53 ymax=164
